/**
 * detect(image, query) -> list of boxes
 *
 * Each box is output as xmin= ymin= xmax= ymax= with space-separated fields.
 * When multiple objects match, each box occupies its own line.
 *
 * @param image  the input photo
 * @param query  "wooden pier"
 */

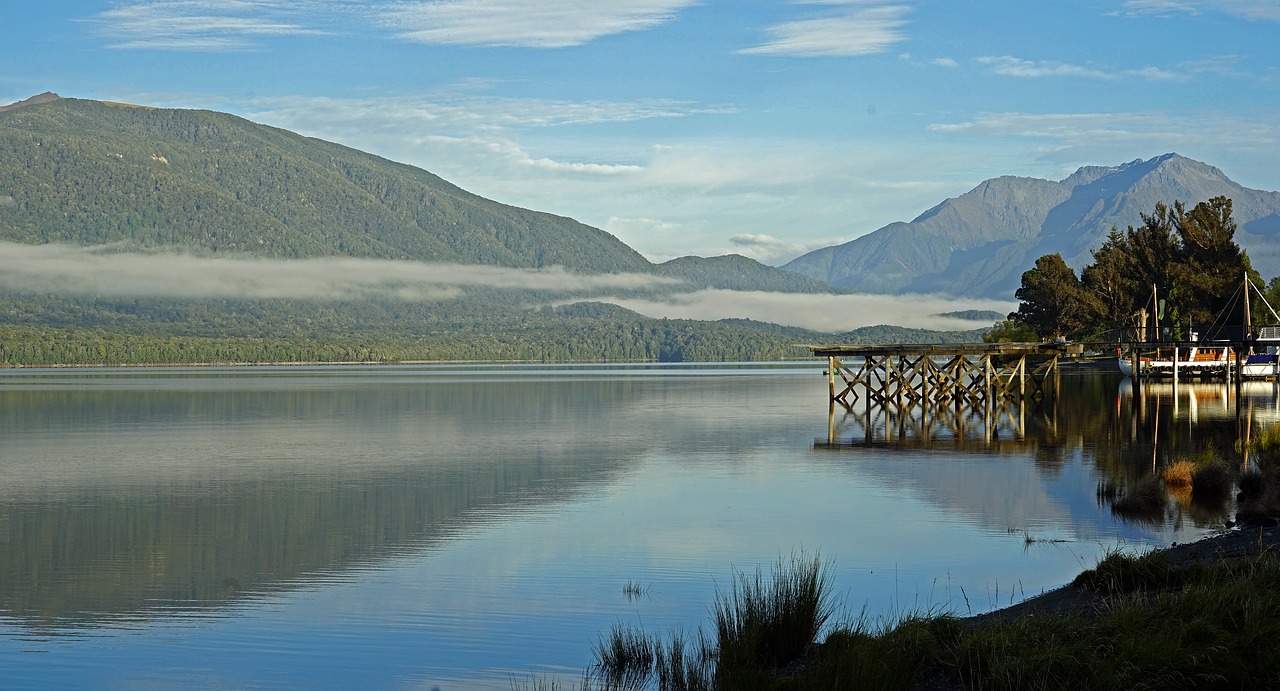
xmin=809 ymin=342 xmax=1081 ymax=409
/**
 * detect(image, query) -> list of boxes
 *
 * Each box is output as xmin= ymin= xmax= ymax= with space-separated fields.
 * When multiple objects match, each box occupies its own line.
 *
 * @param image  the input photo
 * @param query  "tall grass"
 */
xmin=531 ymin=546 xmax=1280 ymax=690
xmin=711 ymin=553 xmax=835 ymax=681
xmin=589 ymin=553 xmax=833 ymax=690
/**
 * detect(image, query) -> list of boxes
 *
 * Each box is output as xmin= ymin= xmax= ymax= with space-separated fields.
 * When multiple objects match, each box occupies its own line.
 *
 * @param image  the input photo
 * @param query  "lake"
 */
xmin=1 ymin=363 xmax=1275 ymax=689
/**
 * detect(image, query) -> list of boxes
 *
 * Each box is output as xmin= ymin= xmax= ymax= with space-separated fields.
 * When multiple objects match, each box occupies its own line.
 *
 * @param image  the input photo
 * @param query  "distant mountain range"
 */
xmin=5 ymin=94 xmax=1276 ymax=305
xmin=782 ymin=154 xmax=1280 ymax=299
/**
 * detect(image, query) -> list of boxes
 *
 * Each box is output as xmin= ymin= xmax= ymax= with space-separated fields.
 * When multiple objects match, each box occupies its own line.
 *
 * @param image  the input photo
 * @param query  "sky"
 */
xmin=3 ymin=1 xmax=1279 ymax=330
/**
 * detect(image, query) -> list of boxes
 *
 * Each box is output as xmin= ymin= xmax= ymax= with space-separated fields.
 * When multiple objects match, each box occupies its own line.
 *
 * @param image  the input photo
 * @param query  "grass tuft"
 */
xmin=1236 ymin=467 xmax=1280 ymax=527
xmin=1110 ymin=475 xmax=1167 ymax=525
xmin=1162 ymin=460 xmax=1195 ymax=490
xmin=711 ymin=552 xmax=835 ymax=685
xmin=1190 ymin=461 xmax=1232 ymax=506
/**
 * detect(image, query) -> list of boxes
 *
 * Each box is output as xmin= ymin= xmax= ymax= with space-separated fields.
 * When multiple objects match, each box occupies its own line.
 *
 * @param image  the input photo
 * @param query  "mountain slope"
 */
xmin=0 ymin=95 xmax=653 ymax=274
xmin=783 ymin=154 xmax=1280 ymax=298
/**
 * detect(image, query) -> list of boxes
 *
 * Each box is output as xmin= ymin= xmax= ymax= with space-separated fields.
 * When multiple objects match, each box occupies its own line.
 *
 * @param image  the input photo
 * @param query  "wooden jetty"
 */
xmin=808 ymin=342 xmax=1081 ymax=409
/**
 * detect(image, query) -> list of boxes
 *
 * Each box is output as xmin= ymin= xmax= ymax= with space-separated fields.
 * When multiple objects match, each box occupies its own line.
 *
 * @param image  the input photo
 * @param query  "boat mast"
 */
xmin=1152 ymin=283 xmax=1159 ymax=342
xmin=1244 ymin=271 xmax=1252 ymax=346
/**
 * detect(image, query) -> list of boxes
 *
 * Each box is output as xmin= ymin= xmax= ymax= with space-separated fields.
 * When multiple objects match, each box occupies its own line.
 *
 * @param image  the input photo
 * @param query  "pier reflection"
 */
xmin=819 ymin=374 xmax=1280 ymax=529
xmin=822 ymin=393 xmax=1034 ymax=452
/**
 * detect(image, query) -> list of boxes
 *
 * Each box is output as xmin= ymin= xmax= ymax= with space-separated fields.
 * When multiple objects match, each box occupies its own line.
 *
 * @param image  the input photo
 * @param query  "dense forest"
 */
xmin=0 ymin=290 xmax=986 ymax=367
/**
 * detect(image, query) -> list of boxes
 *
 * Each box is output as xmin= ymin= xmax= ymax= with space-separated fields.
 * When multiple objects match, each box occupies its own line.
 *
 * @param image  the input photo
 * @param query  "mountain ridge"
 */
xmin=783 ymin=154 xmax=1280 ymax=298
xmin=0 ymin=94 xmax=833 ymax=295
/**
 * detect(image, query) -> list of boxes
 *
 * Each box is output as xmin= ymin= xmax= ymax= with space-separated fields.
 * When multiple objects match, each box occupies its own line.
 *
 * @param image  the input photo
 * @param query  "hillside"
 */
xmin=0 ymin=94 xmax=839 ymax=298
xmin=0 ymin=95 xmax=654 ymax=273
xmin=783 ymin=154 xmax=1280 ymax=298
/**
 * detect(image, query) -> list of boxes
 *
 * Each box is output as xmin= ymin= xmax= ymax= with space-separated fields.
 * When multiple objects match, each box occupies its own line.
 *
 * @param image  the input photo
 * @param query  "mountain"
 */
xmin=0 ymin=94 xmax=655 ymax=273
xmin=656 ymin=254 xmax=839 ymax=293
xmin=0 ymin=94 xmax=833 ymax=296
xmin=782 ymin=154 xmax=1280 ymax=299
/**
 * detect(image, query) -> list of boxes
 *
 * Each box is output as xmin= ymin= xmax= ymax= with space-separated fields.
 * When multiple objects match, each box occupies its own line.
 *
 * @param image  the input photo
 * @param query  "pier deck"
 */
xmin=808 ymin=342 xmax=1081 ymax=408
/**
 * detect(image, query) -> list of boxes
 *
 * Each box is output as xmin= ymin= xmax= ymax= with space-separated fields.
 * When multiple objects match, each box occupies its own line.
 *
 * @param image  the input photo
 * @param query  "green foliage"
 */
xmin=0 ymin=97 xmax=652 ymax=274
xmin=1011 ymin=254 xmax=1096 ymax=339
xmin=984 ymin=318 xmax=1039 ymax=343
xmin=833 ymin=324 xmax=987 ymax=344
xmin=1015 ymin=197 xmax=1265 ymax=340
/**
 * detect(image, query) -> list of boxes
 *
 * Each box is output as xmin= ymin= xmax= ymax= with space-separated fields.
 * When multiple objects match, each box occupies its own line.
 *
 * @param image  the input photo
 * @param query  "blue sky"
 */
xmin=4 ymin=0 xmax=1280 ymax=267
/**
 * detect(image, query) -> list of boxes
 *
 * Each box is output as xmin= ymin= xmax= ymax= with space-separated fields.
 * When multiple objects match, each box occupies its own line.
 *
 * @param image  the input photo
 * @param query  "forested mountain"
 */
xmin=0 ymin=94 xmax=654 ymax=273
xmin=0 ymin=93 xmax=988 ymax=365
xmin=783 ymin=154 xmax=1280 ymax=299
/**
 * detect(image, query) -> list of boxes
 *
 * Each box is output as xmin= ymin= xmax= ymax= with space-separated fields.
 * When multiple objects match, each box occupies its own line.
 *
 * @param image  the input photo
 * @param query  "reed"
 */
xmin=593 ymin=624 xmax=658 ymax=690
xmin=1161 ymin=460 xmax=1195 ymax=490
xmin=1236 ymin=468 xmax=1280 ymax=526
xmin=554 ymin=546 xmax=1280 ymax=690
xmin=1189 ymin=461 xmax=1232 ymax=505
xmin=1110 ymin=475 xmax=1167 ymax=524
xmin=710 ymin=552 xmax=835 ymax=684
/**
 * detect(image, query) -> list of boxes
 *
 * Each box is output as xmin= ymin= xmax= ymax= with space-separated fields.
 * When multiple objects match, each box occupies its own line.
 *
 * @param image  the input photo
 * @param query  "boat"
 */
xmin=1117 ymin=275 xmax=1280 ymax=381
xmin=1117 ymin=339 xmax=1279 ymax=380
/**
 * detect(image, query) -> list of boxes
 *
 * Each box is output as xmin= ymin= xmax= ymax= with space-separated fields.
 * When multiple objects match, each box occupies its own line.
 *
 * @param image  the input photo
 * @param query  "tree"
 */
xmin=1011 ymin=254 xmax=1096 ymax=339
xmin=1030 ymin=197 xmax=1259 ymax=341
xmin=1081 ymin=228 xmax=1139 ymax=331
xmin=983 ymin=318 xmax=1038 ymax=343
xmin=1169 ymin=196 xmax=1259 ymax=331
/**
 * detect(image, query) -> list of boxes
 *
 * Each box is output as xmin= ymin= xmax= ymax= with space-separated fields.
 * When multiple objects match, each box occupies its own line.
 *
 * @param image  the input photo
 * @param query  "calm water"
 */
xmin=1 ymin=363 xmax=1276 ymax=689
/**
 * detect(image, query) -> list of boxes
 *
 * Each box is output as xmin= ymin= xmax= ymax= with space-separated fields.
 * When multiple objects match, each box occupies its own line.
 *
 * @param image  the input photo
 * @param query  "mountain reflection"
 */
xmin=3 ymin=369 xmax=782 ymax=629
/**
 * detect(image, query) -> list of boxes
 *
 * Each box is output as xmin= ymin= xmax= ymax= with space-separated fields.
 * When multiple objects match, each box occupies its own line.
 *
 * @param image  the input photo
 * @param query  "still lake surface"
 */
xmin=2 ymin=363 xmax=1277 ymax=689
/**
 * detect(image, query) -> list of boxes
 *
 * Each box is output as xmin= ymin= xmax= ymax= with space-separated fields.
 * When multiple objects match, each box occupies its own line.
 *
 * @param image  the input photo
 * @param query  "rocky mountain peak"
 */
xmin=0 ymin=92 xmax=62 ymax=112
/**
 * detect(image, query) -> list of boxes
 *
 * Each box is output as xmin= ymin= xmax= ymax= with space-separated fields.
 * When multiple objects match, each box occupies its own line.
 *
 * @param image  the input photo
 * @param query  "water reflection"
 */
xmin=821 ymin=373 xmax=1280 ymax=532
xmin=3 ymin=365 xmax=1278 ymax=689
xmin=0 ymin=365 xmax=819 ymax=632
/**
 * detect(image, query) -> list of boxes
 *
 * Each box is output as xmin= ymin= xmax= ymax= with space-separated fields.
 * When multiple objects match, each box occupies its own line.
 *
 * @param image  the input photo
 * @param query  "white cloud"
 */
xmin=378 ymin=0 xmax=698 ymax=48
xmin=599 ymin=289 xmax=1014 ymax=332
xmin=89 ymin=0 xmax=333 ymax=51
xmin=740 ymin=2 xmax=911 ymax=57
xmin=0 ymin=243 xmax=678 ymax=301
xmin=1115 ymin=0 xmax=1280 ymax=20
xmin=978 ymin=56 xmax=1179 ymax=81
xmin=727 ymin=232 xmax=803 ymax=263
xmin=931 ymin=57 xmax=958 ymax=68
xmin=928 ymin=110 xmax=1279 ymax=149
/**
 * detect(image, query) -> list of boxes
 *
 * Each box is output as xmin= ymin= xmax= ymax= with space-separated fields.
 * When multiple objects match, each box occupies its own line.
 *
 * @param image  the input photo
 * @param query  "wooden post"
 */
xmin=828 ymin=356 xmax=836 ymax=402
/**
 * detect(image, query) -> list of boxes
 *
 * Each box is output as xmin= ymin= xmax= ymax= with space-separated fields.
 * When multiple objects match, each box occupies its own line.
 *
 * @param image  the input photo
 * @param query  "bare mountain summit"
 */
xmin=782 ymin=154 xmax=1280 ymax=299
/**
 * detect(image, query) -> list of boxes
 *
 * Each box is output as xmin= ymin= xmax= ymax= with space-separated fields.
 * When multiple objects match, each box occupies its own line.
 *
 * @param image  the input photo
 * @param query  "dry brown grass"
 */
xmin=1162 ymin=460 xmax=1195 ymax=490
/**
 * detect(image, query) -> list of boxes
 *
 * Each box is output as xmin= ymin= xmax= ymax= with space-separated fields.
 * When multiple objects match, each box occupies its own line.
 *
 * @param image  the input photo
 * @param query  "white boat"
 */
xmin=1117 ymin=277 xmax=1280 ymax=380
xmin=1117 ymin=343 xmax=1279 ymax=380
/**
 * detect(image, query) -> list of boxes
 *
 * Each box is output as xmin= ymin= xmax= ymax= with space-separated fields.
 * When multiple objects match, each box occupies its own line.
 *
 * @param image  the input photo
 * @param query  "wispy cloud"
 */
xmin=89 ymin=0 xmax=334 ymax=51
xmin=378 ymin=0 xmax=698 ymax=48
xmin=978 ymin=55 xmax=1179 ymax=81
xmin=1114 ymin=0 xmax=1280 ymax=21
xmin=0 ymin=243 xmax=677 ymax=301
xmin=599 ymin=289 xmax=1012 ymax=332
xmin=241 ymin=92 xmax=709 ymax=178
xmin=728 ymin=234 xmax=841 ymax=265
xmin=740 ymin=1 xmax=911 ymax=57
xmin=927 ymin=110 xmax=1280 ymax=175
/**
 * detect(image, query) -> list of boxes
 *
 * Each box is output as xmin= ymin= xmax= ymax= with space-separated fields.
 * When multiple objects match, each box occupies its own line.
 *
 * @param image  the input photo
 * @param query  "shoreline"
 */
xmin=969 ymin=524 xmax=1279 ymax=626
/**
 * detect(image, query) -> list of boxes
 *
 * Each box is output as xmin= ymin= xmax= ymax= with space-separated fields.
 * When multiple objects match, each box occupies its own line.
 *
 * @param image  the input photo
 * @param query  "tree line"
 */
xmin=994 ymin=196 xmax=1280 ymax=342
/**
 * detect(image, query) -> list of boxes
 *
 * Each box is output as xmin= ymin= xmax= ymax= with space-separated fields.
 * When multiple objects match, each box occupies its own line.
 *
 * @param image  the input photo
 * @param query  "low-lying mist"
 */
xmin=0 ymin=242 xmax=1011 ymax=333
